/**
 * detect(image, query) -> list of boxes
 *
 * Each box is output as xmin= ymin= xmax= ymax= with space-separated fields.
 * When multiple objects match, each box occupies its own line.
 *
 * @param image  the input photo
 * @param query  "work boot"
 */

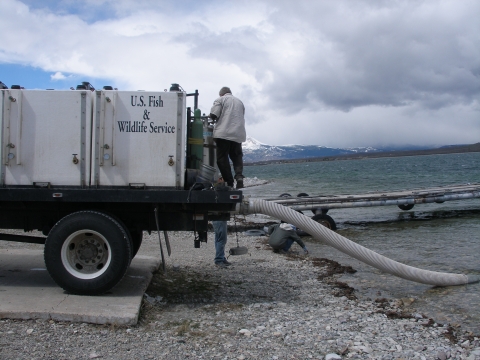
xmin=236 ymin=180 xmax=244 ymax=189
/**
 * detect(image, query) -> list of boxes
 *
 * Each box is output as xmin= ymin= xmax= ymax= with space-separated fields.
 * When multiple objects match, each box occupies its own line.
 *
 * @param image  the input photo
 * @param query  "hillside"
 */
xmin=243 ymin=142 xmax=480 ymax=166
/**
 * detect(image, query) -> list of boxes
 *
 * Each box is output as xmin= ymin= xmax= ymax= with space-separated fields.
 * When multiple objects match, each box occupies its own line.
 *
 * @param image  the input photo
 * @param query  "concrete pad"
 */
xmin=0 ymin=249 xmax=160 ymax=325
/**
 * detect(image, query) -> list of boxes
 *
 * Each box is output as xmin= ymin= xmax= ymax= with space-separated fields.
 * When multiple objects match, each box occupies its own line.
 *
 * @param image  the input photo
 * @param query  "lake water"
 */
xmin=241 ymin=152 xmax=480 ymax=333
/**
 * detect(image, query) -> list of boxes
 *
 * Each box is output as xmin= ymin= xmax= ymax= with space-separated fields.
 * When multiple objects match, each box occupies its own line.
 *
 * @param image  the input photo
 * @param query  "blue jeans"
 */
xmin=212 ymin=221 xmax=227 ymax=264
xmin=283 ymin=239 xmax=294 ymax=252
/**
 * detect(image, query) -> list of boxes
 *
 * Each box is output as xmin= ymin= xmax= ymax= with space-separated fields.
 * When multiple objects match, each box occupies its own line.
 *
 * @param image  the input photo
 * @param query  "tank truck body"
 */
xmin=0 ymin=83 xmax=241 ymax=295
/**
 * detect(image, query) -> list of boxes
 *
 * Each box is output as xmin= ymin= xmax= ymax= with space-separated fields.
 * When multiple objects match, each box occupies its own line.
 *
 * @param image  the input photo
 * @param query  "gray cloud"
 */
xmin=175 ymin=0 xmax=480 ymax=115
xmin=1 ymin=0 xmax=478 ymax=147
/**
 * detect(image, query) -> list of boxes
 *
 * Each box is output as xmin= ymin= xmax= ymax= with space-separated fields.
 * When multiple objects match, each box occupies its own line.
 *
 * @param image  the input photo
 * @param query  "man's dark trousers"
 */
xmin=214 ymin=138 xmax=243 ymax=187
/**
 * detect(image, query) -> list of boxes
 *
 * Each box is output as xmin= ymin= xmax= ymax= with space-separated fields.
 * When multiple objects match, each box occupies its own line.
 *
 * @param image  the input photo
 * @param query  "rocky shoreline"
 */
xmin=1 ymin=221 xmax=479 ymax=359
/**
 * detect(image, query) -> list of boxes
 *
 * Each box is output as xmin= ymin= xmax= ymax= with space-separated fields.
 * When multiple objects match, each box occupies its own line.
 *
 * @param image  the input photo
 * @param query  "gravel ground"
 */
xmin=1 ymin=215 xmax=479 ymax=360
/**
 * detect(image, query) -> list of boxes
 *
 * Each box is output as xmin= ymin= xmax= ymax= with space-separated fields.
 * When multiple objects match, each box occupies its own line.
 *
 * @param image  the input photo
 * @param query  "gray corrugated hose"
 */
xmin=245 ymin=198 xmax=479 ymax=286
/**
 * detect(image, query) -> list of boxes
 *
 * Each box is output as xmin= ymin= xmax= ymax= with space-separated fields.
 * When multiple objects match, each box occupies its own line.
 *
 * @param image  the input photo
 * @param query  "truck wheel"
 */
xmin=311 ymin=214 xmax=337 ymax=231
xmin=398 ymin=204 xmax=414 ymax=211
xmin=100 ymin=212 xmax=140 ymax=261
xmin=44 ymin=211 xmax=132 ymax=295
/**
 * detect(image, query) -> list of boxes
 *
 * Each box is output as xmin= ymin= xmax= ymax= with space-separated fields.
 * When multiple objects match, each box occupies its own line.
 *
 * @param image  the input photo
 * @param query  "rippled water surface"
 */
xmin=242 ymin=153 xmax=480 ymax=333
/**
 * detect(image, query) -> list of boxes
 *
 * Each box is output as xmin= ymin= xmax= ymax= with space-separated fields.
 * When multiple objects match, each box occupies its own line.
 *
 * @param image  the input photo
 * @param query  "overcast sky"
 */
xmin=1 ymin=0 xmax=479 ymax=148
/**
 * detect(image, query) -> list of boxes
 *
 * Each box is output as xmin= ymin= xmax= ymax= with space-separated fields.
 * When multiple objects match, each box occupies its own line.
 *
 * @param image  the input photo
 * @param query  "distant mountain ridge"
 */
xmin=242 ymin=137 xmax=480 ymax=164
xmin=243 ymin=137 xmax=419 ymax=163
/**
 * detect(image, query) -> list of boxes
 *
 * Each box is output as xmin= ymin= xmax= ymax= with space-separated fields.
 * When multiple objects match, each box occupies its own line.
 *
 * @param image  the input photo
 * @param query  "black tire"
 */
xmin=311 ymin=214 xmax=337 ymax=231
xmin=101 ymin=213 xmax=142 ymax=259
xmin=314 ymin=208 xmax=329 ymax=215
xmin=398 ymin=204 xmax=415 ymax=211
xmin=99 ymin=212 xmax=136 ymax=263
xmin=297 ymin=192 xmax=309 ymax=197
xmin=279 ymin=193 xmax=292 ymax=198
xmin=44 ymin=211 xmax=132 ymax=295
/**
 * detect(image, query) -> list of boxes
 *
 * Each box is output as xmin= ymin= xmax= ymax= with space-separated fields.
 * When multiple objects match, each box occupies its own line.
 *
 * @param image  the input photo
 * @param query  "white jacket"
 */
xmin=210 ymin=93 xmax=246 ymax=143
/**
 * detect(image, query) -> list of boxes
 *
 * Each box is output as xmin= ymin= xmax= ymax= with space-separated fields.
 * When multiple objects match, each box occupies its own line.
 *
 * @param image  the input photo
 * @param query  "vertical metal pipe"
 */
xmin=186 ymin=107 xmax=192 ymax=168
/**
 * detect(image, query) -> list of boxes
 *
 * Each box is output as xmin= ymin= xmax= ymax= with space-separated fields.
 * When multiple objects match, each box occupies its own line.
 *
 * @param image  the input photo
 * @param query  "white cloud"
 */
xmin=0 ymin=0 xmax=478 ymax=147
xmin=50 ymin=71 xmax=66 ymax=80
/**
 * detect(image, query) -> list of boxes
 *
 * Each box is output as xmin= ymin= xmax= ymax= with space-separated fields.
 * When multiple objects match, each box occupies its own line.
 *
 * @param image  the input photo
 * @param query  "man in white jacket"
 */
xmin=209 ymin=87 xmax=246 ymax=189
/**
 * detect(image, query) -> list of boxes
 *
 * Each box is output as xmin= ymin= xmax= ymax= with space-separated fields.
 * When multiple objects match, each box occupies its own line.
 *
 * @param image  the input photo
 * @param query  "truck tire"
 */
xmin=44 ymin=211 xmax=132 ymax=295
xmin=101 ymin=212 xmax=141 ymax=260
xmin=311 ymin=214 xmax=337 ymax=231
xmin=398 ymin=204 xmax=415 ymax=211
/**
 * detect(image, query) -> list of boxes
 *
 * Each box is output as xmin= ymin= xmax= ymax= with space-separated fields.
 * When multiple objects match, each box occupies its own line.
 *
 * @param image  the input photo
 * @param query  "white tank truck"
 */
xmin=0 ymin=81 xmax=477 ymax=296
xmin=0 ymin=82 xmax=240 ymax=295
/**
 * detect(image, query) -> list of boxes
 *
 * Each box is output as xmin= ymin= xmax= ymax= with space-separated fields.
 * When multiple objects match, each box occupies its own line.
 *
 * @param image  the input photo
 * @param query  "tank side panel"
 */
xmin=94 ymin=91 xmax=186 ymax=187
xmin=3 ymin=90 xmax=92 ymax=186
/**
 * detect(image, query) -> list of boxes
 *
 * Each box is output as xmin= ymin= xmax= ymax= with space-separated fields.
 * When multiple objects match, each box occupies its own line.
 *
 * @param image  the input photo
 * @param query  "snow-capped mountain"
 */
xmin=242 ymin=137 xmax=379 ymax=163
